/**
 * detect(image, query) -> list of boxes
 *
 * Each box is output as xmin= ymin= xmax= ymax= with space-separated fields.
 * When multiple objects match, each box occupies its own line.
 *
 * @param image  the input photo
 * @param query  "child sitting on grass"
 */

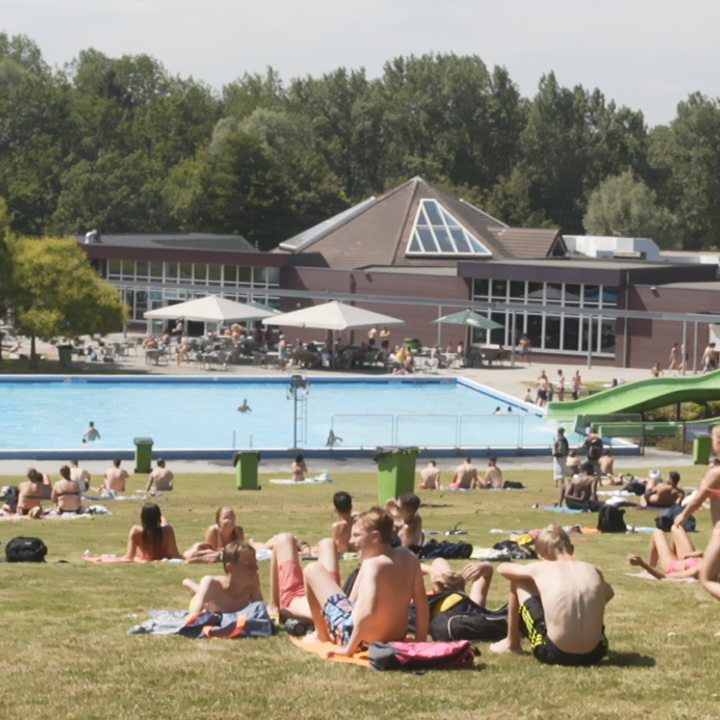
xmin=386 ymin=492 xmax=423 ymax=547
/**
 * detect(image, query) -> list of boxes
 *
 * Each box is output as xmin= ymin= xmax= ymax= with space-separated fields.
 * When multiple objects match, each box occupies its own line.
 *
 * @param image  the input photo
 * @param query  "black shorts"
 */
xmin=537 ymin=390 xmax=547 ymax=401
xmin=520 ymin=596 xmax=607 ymax=667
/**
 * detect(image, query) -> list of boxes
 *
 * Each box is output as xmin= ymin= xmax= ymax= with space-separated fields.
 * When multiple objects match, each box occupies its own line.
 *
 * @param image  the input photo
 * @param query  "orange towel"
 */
xmin=289 ymin=637 xmax=370 ymax=667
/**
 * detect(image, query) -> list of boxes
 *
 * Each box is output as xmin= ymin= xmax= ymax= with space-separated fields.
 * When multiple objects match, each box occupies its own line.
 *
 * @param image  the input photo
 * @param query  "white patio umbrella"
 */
xmin=144 ymin=295 xmax=276 ymax=323
xmin=262 ymin=301 xmax=404 ymax=366
xmin=261 ymin=301 xmax=404 ymax=331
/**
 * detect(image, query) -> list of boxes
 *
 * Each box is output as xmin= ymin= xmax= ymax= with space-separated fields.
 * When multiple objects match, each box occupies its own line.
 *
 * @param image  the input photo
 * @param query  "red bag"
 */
xmin=368 ymin=640 xmax=476 ymax=671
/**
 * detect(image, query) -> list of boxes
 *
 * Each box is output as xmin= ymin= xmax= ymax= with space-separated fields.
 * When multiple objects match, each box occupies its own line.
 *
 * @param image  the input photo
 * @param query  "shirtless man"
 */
xmin=331 ymin=491 xmax=357 ymax=554
xmin=17 ymin=468 xmax=47 ymax=516
xmin=702 ymin=343 xmax=719 ymax=373
xmin=490 ymin=524 xmax=613 ymax=666
xmin=535 ymin=371 xmax=549 ymax=407
xmin=51 ymin=466 xmax=82 ymax=514
xmin=484 ymin=457 xmax=503 ymax=489
xmin=419 ymin=460 xmax=442 ymax=490
xmin=103 ymin=457 xmax=129 ymax=492
xmin=677 ymin=425 xmax=720 ymax=529
xmin=386 ymin=493 xmax=422 ymax=546
xmin=70 ymin=460 xmax=92 ymax=493
xmin=598 ymin=449 xmax=621 ymax=485
xmin=303 ymin=507 xmax=429 ymax=657
xmin=147 ymin=459 xmax=174 ymax=492
xmin=183 ymin=542 xmax=263 ymax=615
xmin=641 ymin=471 xmax=684 ymax=508
xmin=451 ymin=458 xmax=479 ymax=489
xmin=82 ymin=421 xmax=100 ymax=443
xmin=559 ymin=462 xmax=598 ymax=510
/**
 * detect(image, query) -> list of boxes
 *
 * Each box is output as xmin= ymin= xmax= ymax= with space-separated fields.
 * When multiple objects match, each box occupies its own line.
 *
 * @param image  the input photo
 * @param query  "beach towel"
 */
xmin=269 ymin=474 xmax=334 ymax=485
xmin=128 ymin=602 xmax=276 ymax=638
xmin=289 ymin=636 xmax=371 ymax=667
xmin=83 ymin=554 xmax=184 ymax=563
xmin=538 ymin=506 xmax=586 ymax=514
xmin=0 ymin=507 xmax=111 ymax=521
xmin=626 ymin=572 xmax=699 ymax=583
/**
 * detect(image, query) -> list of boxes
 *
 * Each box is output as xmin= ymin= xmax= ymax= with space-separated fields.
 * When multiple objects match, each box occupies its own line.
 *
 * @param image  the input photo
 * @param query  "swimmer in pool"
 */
xmin=82 ymin=421 xmax=100 ymax=443
xmin=237 ymin=399 xmax=252 ymax=413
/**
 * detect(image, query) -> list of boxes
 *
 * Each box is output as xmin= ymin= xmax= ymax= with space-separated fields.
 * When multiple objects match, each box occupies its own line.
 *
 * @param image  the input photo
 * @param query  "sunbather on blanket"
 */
xmin=183 ymin=541 xmax=263 ymax=615
xmin=490 ymin=524 xmax=613 ymax=666
xmin=267 ymin=533 xmax=340 ymax=623
xmin=185 ymin=507 xmax=246 ymax=562
xmin=123 ymin=503 xmax=183 ymax=561
xmin=303 ymin=507 xmax=429 ymax=658
xmin=17 ymin=468 xmax=47 ymax=516
xmin=627 ymin=524 xmax=704 ymax=579
xmin=422 ymin=558 xmax=494 ymax=612
xmin=386 ymin=493 xmax=422 ymax=547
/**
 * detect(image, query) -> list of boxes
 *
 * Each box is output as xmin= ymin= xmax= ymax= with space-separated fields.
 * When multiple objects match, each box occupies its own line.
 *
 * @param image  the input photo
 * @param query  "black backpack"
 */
xmin=6 ymin=536 xmax=48 ymax=562
xmin=655 ymin=504 xmax=696 ymax=533
xmin=587 ymin=436 xmax=603 ymax=460
xmin=597 ymin=505 xmax=627 ymax=533
xmin=430 ymin=608 xmax=508 ymax=642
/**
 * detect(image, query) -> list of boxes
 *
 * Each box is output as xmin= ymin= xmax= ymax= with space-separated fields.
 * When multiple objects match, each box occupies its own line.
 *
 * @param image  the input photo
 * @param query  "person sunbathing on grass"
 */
xmin=184 ymin=507 xmax=246 ymax=562
xmin=265 ymin=532 xmax=340 ymax=623
xmin=123 ymin=503 xmax=183 ymax=561
xmin=17 ymin=468 xmax=47 ymax=516
xmin=422 ymin=558 xmax=494 ymax=613
xmin=699 ymin=521 xmax=720 ymax=631
xmin=51 ymin=465 xmax=82 ymax=515
xmin=558 ymin=462 xmax=599 ymax=510
xmin=627 ymin=524 xmax=704 ymax=579
xmin=183 ymin=541 xmax=263 ymax=615
xmin=302 ymin=507 xmax=429 ymax=658
xmin=386 ymin=493 xmax=423 ymax=547
xmin=490 ymin=524 xmax=613 ymax=666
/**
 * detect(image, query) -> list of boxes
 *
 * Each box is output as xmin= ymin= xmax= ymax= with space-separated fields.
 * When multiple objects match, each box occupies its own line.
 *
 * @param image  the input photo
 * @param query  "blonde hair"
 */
xmin=432 ymin=571 xmax=466 ymax=594
xmin=356 ymin=507 xmax=394 ymax=544
xmin=535 ymin=525 xmax=573 ymax=559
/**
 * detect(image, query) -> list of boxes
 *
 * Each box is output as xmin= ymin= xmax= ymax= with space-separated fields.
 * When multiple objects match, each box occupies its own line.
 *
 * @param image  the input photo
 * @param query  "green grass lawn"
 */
xmin=2 ymin=465 xmax=719 ymax=720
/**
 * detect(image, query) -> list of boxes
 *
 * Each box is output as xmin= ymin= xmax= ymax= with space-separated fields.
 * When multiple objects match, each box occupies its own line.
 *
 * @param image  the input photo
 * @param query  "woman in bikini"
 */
xmin=51 ymin=465 xmax=82 ymax=514
xmin=184 ymin=507 xmax=245 ymax=562
xmin=627 ymin=524 xmax=704 ymax=579
xmin=123 ymin=503 xmax=183 ymax=561
xmin=291 ymin=454 xmax=308 ymax=483
xmin=17 ymin=468 xmax=47 ymax=516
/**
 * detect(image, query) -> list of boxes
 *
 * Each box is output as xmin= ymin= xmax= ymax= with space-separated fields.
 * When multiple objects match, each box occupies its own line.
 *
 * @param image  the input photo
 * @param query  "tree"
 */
xmin=9 ymin=237 xmax=127 ymax=369
xmin=0 ymin=198 xmax=13 ymax=361
xmin=583 ymin=173 xmax=679 ymax=248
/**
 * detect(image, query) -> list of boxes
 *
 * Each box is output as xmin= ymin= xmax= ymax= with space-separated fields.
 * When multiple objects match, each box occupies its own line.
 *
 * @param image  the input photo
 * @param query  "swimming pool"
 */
xmin=0 ymin=375 xmax=577 ymax=459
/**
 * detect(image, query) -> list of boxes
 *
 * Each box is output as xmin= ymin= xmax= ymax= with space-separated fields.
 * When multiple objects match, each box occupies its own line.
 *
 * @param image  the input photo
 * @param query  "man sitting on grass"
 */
xmin=303 ymin=507 xmax=429 ymax=658
xmin=490 ymin=524 xmax=613 ymax=666
xmin=331 ymin=491 xmax=357 ymax=554
xmin=183 ymin=541 xmax=263 ymax=615
xmin=386 ymin=493 xmax=423 ymax=546
xmin=558 ymin=462 xmax=599 ymax=511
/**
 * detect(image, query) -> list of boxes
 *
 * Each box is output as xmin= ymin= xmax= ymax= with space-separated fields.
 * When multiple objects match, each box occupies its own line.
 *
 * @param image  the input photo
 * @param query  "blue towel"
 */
xmin=538 ymin=506 xmax=585 ymax=514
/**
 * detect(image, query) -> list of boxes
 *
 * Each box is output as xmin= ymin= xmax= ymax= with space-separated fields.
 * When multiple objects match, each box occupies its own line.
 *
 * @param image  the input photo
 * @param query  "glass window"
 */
xmin=166 ymin=263 xmax=178 ymax=282
xmin=149 ymin=262 xmax=162 ymax=281
xmin=425 ymin=202 xmax=444 ymax=226
xmin=208 ymin=265 xmax=222 ymax=285
xmin=546 ymin=283 xmax=563 ymax=305
xmin=599 ymin=318 xmax=616 ymax=354
xmin=473 ymin=279 xmax=489 ymax=300
xmin=108 ymin=259 xmax=121 ymax=278
xmin=135 ymin=260 xmax=149 ymax=280
xmin=491 ymin=280 xmax=507 ymax=299
xmin=583 ymin=285 xmax=600 ymax=307
xmin=525 ymin=314 xmax=543 ymax=348
xmin=509 ymin=281 xmax=525 ymax=301
xmin=489 ymin=313 xmax=505 ymax=346
xmin=194 ymin=264 xmax=207 ymax=284
xmin=179 ymin=263 xmax=192 ymax=285
xmin=418 ymin=227 xmax=437 ymax=252
xmin=238 ymin=267 xmax=251 ymax=284
xmin=266 ymin=267 xmax=280 ymax=286
xmin=544 ymin=316 xmax=562 ymax=349
xmin=450 ymin=227 xmax=470 ymax=252
xmin=434 ymin=226 xmax=454 ymax=252
xmin=564 ymin=284 xmax=581 ymax=306
xmin=223 ymin=266 xmax=237 ymax=285
xmin=527 ymin=282 xmax=544 ymax=304
xmin=408 ymin=235 xmax=421 ymax=253
xmin=602 ymin=286 xmax=618 ymax=307
xmin=563 ymin=317 xmax=580 ymax=352
xmin=121 ymin=261 xmax=134 ymax=280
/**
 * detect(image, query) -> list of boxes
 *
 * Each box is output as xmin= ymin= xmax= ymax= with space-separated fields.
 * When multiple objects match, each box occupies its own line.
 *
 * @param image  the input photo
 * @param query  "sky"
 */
xmin=3 ymin=0 xmax=719 ymax=128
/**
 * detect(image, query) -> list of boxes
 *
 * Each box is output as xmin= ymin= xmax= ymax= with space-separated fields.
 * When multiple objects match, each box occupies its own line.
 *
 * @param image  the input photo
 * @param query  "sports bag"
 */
xmin=597 ymin=504 xmax=627 ymax=533
xmin=368 ymin=640 xmax=476 ymax=671
xmin=430 ymin=608 xmax=508 ymax=642
xmin=655 ymin=504 xmax=696 ymax=533
xmin=6 ymin=536 xmax=47 ymax=562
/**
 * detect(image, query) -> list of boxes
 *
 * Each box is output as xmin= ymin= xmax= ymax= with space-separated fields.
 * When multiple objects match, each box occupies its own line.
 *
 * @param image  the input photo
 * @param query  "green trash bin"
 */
xmin=693 ymin=435 xmax=712 ymax=465
xmin=234 ymin=451 xmax=261 ymax=490
xmin=58 ymin=345 xmax=73 ymax=368
xmin=134 ymin=436 xmax=153 ymax=473
xmin=374 ymin=446 xmax=419 ymax=506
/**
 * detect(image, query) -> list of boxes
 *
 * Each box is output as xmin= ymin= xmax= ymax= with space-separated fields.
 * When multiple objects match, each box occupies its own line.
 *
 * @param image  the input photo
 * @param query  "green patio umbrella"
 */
xmin=433 ymin=309 xmax=504 ymax=330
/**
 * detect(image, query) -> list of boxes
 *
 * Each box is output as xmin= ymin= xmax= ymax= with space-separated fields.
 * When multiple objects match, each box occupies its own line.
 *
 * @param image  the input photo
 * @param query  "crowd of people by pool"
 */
xmin=5 ymin=423 xmax=720 ymax=667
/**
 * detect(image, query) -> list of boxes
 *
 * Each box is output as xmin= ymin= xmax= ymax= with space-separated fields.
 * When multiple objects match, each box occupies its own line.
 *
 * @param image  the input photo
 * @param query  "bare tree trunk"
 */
xmin=29 ymin=333 xmax=37 ymax=371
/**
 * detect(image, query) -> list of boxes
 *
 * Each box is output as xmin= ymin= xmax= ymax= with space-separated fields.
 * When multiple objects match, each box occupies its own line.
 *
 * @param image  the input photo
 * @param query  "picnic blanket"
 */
xmin=82 ymin=493 xmax=160 ymax=501
xmin=1 ymin=506 xmax=111 ymax=521
xmin=128 ymin=602 xmax=276 ymax=638
xmin=289 ymin=636 xmax=370 ymax=667
xmin=269 ymin=474 xmax=334 ymax=485
xmin=626 ymin=572 xmax=699 ymax=583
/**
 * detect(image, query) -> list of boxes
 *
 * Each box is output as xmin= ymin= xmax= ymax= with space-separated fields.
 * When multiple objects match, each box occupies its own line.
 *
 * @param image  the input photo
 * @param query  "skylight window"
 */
xmin=406 ymin=200 xmax=491 ymax=257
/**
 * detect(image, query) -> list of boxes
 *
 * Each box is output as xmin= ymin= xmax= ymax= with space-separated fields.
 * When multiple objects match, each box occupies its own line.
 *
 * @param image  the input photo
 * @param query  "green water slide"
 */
xmin=546 ymin=370 xmax=720 ymax=421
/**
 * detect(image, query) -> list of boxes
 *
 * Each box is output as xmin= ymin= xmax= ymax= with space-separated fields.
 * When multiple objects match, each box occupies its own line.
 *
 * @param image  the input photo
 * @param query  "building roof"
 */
xmin=75 ymin=232 xmax=258 ymax=254
xmin=275 ymin=177 xmax=562 ymax=270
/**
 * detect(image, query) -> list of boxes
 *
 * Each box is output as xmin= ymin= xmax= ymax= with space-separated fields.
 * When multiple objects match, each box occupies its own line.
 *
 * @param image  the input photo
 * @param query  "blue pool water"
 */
xmin=0 ymin=376 xmax=568 ymax=455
